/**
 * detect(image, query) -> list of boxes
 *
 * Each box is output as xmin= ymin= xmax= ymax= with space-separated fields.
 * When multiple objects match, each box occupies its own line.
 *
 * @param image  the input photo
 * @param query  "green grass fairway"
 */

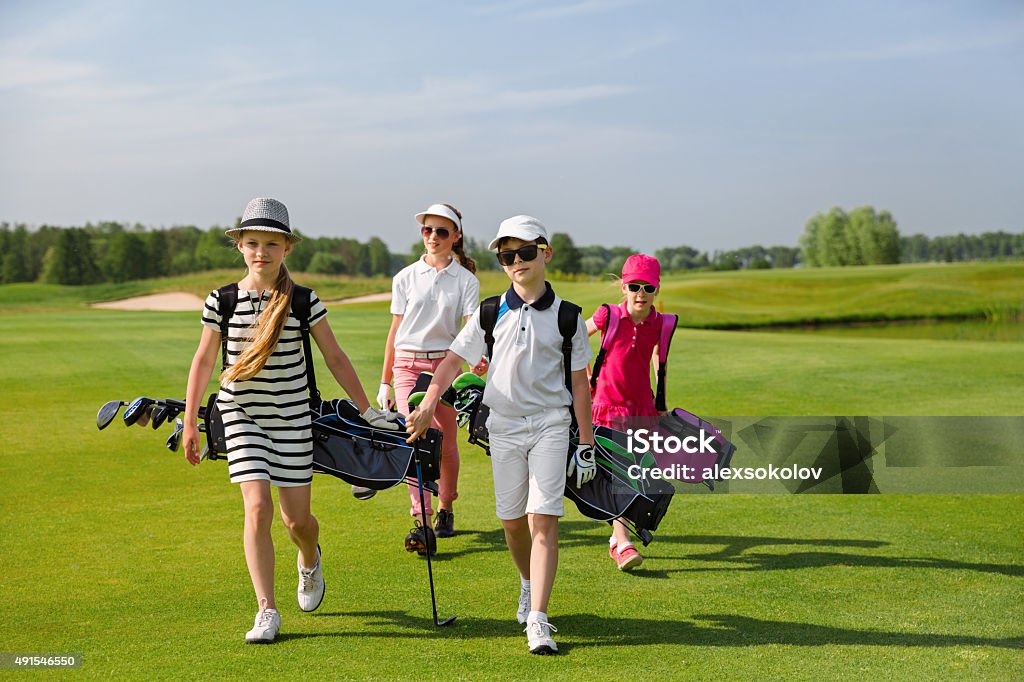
xmin=2 ymin=271 xmax=1023 ymax=679
xmin=2 ymin=261 xmax=1021 ymax=328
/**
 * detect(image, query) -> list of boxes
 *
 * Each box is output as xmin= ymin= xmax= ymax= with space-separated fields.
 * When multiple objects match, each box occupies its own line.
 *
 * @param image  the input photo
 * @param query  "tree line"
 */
xmin=0 ymin=222 xmax=404 ymax=286
xmin=797 ymin=206 xmax=1023 ymax=268
xmin=2 ymin=208 xmax=1021 ymax=285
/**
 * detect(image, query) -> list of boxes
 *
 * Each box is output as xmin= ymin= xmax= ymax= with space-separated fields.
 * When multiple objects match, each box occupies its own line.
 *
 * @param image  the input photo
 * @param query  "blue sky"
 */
xmin=1 ymin=0 xmax=1021 ymax=253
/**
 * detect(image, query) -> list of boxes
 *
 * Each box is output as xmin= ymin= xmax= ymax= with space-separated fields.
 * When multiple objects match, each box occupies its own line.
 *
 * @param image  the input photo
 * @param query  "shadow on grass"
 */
xmin=420 ymin=521 xmax=610 ymax=562
xmin=296 ymin=610 xmax=1023 ymax=650
xmin=631 ymin=533 xmax=1024 ymax=579
xmin=417 ymin=524 xmax=1024 ymax=578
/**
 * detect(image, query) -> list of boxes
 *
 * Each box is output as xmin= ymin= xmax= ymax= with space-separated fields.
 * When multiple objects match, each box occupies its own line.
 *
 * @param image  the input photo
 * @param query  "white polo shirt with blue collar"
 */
xmin=449 ymin=282 xmax=591 ymax=418
xmin=392 ymin=255 xmax=480 ymax=352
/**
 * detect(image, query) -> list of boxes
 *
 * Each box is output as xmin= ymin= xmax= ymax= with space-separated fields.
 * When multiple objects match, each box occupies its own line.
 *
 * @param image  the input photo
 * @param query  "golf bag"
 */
xmin=415 ymin=371 xmax=738 ymax=544
xmin=98 ymin=394 xmax=444 ymax=489
xmin=310 ymin=397 xmax=442 ymax=490
xmin=565 ymin=424 xmax=675 ymax=545
xmin=99 ymin=281 xmax=445 ymax=489
xmin=657 ymin=407 xmax=736 ymax=490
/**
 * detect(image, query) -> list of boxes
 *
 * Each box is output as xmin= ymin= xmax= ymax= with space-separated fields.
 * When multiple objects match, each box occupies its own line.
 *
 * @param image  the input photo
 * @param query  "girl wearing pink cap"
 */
xmin=585 ymin=253 xmax=669 ymax=570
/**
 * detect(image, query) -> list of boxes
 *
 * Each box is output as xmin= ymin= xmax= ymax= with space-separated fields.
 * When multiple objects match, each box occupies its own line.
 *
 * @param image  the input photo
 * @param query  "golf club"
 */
xmin=415 ymin=451 xmax=455 ymax=627
xmin=137 ymin=403 xmax=158 ymax=428
xmin=166 ymin=418 xmax=184 ymax=452
xmin=351 ymin=485 xmax=377 ymax=500
xmin=97 ymin=400 xmax=127 ymax=430
xmin=151 ymin=404 xmax=174 ymax=430
xmin=123 ymin=397 xmax=155 ymax=427
xmin=166 ymin=419 xmax=207 ymax=453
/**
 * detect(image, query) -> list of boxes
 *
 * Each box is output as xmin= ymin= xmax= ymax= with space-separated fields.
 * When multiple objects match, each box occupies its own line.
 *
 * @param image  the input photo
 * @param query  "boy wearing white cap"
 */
xmin=407 ymin=215 xmax=596 ymax=655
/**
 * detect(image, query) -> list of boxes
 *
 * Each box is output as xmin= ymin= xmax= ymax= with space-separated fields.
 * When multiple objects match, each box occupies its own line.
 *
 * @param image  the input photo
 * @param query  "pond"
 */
xmin=754 ymin=317 xmax=1024 ymax=343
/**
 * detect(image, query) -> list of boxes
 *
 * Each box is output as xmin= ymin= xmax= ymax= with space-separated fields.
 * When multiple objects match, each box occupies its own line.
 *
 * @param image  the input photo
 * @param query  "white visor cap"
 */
xmin=415 ymin=203 xmax=462 ymax=231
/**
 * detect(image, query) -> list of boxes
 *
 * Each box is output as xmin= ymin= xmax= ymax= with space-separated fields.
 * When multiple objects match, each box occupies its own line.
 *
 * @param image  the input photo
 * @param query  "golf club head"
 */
xmin=165 ymin=419 xmax=184 ymax=452
xmin=96 ymin=400 xmax=125 ymax=430
xmin=135 ymin=403 xmax=157 ymax=428
xmin=351 ymin=485 xmax=377 ymax=501
xmin=123 ymin=397 xmax=155 ymax=427
xmin=436 ymin=615 xmax=457 ymax=627
xmin=151 ymin=404 xmax=172 ymax=430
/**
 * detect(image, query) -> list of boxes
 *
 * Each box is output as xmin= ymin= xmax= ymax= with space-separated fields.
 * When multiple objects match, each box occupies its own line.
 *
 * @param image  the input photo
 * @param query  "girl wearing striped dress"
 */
xmin=182 ymin=198 xmax=397 ymax=643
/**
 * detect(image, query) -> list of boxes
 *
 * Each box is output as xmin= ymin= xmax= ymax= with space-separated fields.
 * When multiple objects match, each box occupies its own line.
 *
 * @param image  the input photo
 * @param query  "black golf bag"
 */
xmin=565 ymin=425 xmax=675 ymax=545
xmin=310 ymin=398 xmax=442 ymax=490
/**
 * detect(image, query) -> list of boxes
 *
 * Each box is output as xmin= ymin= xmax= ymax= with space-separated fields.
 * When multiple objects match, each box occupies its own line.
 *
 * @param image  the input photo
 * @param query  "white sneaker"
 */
xmin=516 ymin=584 xmax=531 ymax=624
xmin=297 ymin=545 xmax=325 ymax=612
xmin=245 ymin=606 xmax=281 ymax=643
xmin=525 ymin=618 xmax=558 ymax=655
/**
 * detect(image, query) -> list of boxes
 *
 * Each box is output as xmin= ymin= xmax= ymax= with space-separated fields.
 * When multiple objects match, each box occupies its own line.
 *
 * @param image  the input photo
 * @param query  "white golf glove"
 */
xmin=376 ymin=383 xmax=393 ymax=410
xmin=362 ymin=406 xmax=400 ymax=431
xmin=567 ymin=444 xmax=596 ymax=487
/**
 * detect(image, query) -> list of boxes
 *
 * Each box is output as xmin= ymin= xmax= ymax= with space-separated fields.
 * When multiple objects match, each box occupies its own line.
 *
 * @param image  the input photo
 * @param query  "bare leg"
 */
xmin=528 ymin=513 xmax=559 ymax=613
xmin=611 ymin=518 xmax=631 ymax=547
xmin=502 ymin=515 xmax=532 ymax=579
xmin=278 ymin=484 xmax=319 ymax=568
xmin=240 ymin=480 xmax=276 ymax=609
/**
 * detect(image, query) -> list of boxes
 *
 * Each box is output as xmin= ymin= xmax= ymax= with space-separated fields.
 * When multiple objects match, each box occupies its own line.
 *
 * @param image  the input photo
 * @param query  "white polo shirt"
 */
xmin=392 ymin=256 xmax=480 ymax=352
xmin=449 ymin=283 xmax=592 ymax=418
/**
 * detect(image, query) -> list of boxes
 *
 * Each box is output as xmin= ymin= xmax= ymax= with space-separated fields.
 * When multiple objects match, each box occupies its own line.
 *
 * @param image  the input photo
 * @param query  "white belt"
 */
xmin=396 ymin=350 xmax=447 ymax=360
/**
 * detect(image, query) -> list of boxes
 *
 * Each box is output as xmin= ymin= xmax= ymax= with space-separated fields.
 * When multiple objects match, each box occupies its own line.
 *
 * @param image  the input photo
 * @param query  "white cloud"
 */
xmin=471 ymin=0 xmax=642 ymax=21
xmin=0 ymin=55 xmax=96 ymax=89
xmin=784 ymin=21 xmax=1024 ymax=65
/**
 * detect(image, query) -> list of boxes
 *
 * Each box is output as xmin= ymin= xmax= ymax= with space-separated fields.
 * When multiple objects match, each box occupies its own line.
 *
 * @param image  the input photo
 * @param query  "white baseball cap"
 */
xmin=487 ymin=215 xmax=549 ymax=251
xmin=415 ymin=203 xmax=462 ymax=231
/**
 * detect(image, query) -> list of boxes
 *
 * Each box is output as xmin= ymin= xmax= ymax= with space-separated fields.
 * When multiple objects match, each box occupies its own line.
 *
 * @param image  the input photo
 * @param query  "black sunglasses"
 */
xmin=496 ymin=243 xmax=547 ymax=267
xmin=421 ymin=225 xmax=453 ymax=240
xmin=626 ymin=283 xmax=657 ymax=294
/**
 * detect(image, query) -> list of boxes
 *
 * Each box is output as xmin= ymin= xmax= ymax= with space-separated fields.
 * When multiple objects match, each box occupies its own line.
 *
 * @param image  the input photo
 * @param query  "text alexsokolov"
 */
xmin=626 ymin=428 xmax=823 ymax=482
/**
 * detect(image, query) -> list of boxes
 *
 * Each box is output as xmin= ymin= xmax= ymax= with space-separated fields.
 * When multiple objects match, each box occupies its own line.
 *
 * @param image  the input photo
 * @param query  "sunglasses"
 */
xmin=496 ymin=243 xmax=547 ymax=267
xmin=421 ymin=225 xmax=453 ymax=240
xmin=626 ymin=283 xmax=658 ymax=294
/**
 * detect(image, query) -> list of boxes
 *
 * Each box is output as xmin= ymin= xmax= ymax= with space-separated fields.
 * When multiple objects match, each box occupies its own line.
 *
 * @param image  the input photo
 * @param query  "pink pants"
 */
xmin=393 ymin=355 xmax=460 ymax=517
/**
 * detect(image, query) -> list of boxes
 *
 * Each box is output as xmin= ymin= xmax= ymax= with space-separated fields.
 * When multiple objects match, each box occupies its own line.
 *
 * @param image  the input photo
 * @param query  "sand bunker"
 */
xmin=92 ymin=290 xmax=392 ymax=311
xmin=92 ymin=292 xmax=205 ymax=311
xmin=322 ymin=292 xmax=392 ymax=305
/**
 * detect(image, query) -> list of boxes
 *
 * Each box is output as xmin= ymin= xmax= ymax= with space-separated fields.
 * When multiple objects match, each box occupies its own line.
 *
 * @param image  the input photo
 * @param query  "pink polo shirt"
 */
xmin=590 ymin=302 xmax=662 ymax=427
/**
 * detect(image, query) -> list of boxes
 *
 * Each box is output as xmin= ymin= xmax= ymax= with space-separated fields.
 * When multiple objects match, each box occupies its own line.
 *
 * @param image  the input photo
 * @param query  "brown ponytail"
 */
xmin=221 ymin=263 xmax=295 ymax=384
xmin=443 ymin=203 xmax=477 ymax=274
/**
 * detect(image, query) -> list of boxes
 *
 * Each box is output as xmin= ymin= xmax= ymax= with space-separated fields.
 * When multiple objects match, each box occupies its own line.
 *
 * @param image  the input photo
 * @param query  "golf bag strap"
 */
xmin=557 ymin=300 xmax=582 ymax=430
xmin=654 ymin=313 xmax=677 ymax=412
xmin=215 ymin=282 xmax=319 ymax=402
xmin=480 ymin=295 xmax=501 ymax=362
xmin=589 ymin=303 xmax=617 ymax=390
xmin=479 ymin=295 xmax=580 ymax=423
xmin=291 ymin=285 xmax=320 ymax=402
xmin=216 ymin=283 xmax=238 ymax=370
xmin=557 ymin=300 xmax=581 ymax=396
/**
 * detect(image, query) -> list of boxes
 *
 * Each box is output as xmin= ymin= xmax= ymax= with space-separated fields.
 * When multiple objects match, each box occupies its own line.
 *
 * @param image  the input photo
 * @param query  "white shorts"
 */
xmin=486 ymin=408 xmax=572 ymax=520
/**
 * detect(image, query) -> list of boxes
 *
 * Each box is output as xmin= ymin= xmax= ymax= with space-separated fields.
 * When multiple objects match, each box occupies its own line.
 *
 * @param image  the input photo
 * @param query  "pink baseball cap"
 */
xmin=621 ymin=254 xmax=661 ymax=288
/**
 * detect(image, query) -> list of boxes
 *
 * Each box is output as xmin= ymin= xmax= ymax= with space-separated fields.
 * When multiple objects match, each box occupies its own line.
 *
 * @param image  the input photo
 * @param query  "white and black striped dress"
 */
xmin=202 ymin=288 xmax=328 ymax=487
